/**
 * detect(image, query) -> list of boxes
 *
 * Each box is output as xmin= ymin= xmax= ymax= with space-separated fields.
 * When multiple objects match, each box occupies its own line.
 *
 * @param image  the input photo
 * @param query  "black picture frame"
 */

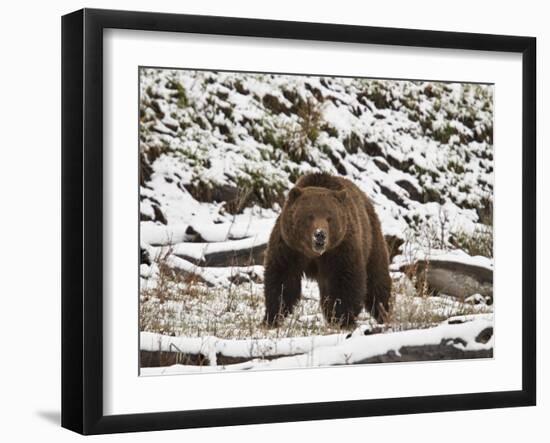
xmin=61 ymin=8 xmax=536 ymax=435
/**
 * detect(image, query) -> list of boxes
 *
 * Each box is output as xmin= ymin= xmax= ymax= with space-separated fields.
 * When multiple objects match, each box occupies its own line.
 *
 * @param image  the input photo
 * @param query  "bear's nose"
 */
xmin=313 ymin=229 xmax=327 ymax=243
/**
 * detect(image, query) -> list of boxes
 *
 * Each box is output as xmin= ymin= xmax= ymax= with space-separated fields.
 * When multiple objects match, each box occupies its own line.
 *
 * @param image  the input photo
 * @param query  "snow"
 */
xmin=141 ymin=213 xmax=275 ymax=246
xmin=141 ymin=314 xmax=493 ymax=374
xmin=166 ymin=230 xmax=270 ymax=262
xmin=141 ymin=330 xmax=347 ymax=361
xmin=160 ymin=254 xmax=263 ymax=287
xmin=141 ymin=223 xmax=191 ymax=246
xmin=140 ymin=70 xmax=494 ymax=238
xmin=392 ymin=248 xmax=493 ymax=271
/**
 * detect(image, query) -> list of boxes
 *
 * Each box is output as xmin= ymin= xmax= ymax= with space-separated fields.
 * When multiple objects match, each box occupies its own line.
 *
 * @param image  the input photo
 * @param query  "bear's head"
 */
xmin=280 ymin=186 xmax=349 ymax=257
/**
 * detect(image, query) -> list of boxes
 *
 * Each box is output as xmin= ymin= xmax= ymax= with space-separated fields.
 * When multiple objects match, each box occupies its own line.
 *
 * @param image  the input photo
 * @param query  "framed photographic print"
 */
xmin=61 ymin=8 xmax=536 ymax=435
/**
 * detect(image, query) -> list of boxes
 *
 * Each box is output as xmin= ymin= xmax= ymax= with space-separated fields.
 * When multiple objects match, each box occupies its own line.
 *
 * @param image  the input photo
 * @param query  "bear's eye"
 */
xmin=308 ymin=214 xmax=314 ymax=221
xmin=327 ymin=216 xmax=332 ymax=222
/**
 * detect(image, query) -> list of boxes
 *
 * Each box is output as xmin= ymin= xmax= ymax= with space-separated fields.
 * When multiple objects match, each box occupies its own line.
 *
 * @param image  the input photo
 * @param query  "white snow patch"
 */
xmin=141 ymin=314 xmax=493 ymax=374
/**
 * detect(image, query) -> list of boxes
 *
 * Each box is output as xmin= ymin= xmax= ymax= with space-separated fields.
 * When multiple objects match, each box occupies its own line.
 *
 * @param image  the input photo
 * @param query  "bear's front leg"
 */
xmin=365 ymin=245 xmax=392 ymax=324
xmin=263 ymin=260 xmax=302 ymax=327
xmin=318 ymin=266 xmax=365 ymax=329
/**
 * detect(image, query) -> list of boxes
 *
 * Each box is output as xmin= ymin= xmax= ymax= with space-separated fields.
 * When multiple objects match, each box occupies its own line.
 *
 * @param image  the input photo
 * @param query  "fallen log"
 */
xmin=174 ymin=243 xmax=267 ymax=267
xmin=400 ymin=259 xmax=493 ymax=302
xmin=140 ymin=337 xmax=492 ymax=368
xmin=139 ymin=316 xmax=493 ymax=368
xmin=162 ymin=253 xmax=264 ymax=287
xmin=140 ymin=350 xmax=296 ymax=368
xmin=356 ymin=340 xmax=493 ymax=363
xmin=167 ymin=235 xmax=401 ymax=268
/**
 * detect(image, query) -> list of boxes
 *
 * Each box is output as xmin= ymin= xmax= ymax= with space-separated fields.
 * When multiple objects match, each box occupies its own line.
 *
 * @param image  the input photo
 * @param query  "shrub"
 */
xmin=451 ymin=225 xmax=493 ymax=258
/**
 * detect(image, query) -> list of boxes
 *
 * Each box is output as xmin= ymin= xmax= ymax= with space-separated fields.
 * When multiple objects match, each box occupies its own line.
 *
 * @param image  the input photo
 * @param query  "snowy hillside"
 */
xmin=138 ymin=68 xmax=494 ymax=373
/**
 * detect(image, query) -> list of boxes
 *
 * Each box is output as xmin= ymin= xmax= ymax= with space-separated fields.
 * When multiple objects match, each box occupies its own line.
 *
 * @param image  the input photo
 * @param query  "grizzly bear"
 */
xmin=263 ymin=172 xmax=391 ymax=328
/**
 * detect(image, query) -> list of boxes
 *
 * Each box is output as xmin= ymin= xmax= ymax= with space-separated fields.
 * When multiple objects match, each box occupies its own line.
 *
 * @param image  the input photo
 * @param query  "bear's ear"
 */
xmin=334 ymin=189 xmax=347 ymax=203
xmin=287 ymin=187 xmax=302 ymax=203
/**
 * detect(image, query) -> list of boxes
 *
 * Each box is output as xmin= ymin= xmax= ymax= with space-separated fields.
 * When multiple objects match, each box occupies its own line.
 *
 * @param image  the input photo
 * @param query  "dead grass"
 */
xmin=141 ymin=250 xmax=364 ymax=339
xmin=382 ymin=227 xmax=493 ymax=332
xmin=451 ymin=225 xmax=493 ymax=258
xmin=140 ymin=250 xmax=492 ymax=341
xmin=384 ymin=273 xmax=492 ymax=332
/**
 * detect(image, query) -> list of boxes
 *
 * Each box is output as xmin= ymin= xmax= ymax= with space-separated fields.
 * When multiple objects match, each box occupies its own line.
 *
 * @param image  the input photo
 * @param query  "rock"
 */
xmin=234 ymin=81 xmax=249 ymax=95
xmin=304 ymin=83 xmax=324 ymax=102
xmin=379 ymin=184 xmax=408 ymax=208
xmin=262 ymin=94 xmax=290 ymax=115
xmin=364 ymin=140 xmax=383 ymax=157
xmin=475 ymin=327 xmax=493 ymax=344
xmin=343 ymin=132 xmax=363 ymax=154
xmin=140 ymin=212 xmax=153 ymax=222
xmin=386 ymin=155 xmax=414 ymax=172
xmin=373 ymin=157 xmax=389 ymax=172
xmin=139 ymin=152 xmax=153 ymax=186
xmin=152 ymin=204 xmax=167 ymax=225
xmin=140 ymin=247 xmax=151 ymax=265
xmin=184 ymin=225 xmax=205 ymax=242
xmin=327 ymin=151 xmax=347 ymax=175
xmin=396 ymin=179 xmax=422 ymax=202
xmin=184 ymin=183 xmax=240 ymax=205
xmin=150 ymin=99 xmax=165 ymax=118
xmin=214 ymin=184 xmax=240 ymax=202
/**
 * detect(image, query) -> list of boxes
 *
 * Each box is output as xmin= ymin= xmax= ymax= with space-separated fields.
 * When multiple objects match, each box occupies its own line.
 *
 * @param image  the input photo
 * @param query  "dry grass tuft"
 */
xmin=383 ymin=273 xmax=491 ymax=332
xmin=451 ymin=225 xmax=493 ymax=258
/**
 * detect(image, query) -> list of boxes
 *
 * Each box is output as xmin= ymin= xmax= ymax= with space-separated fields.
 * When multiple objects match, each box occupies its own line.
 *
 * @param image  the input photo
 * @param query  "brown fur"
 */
xmin=263 ymin=172 xmax=391 ymax=328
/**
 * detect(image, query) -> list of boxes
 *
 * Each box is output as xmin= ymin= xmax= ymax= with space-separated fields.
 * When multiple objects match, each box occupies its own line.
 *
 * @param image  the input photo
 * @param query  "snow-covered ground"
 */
xmin=138 ymin=68 xmax=494 ymax=373
xmin=141 ymin=313 xmax=493 ymax=375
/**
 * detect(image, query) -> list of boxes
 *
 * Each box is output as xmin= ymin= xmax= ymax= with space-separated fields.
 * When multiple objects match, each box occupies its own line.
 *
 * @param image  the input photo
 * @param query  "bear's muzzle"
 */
xmin=312 ymin=228 xmax=328 ymax=254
